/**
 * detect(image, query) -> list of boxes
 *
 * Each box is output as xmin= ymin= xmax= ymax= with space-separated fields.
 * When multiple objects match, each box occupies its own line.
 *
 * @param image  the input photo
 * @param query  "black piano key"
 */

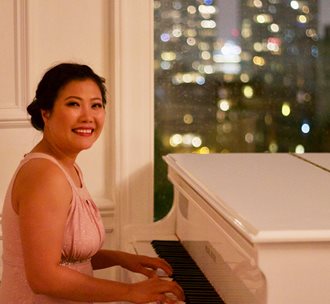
xmin=151 ymin=240 xmax=225 ymax=304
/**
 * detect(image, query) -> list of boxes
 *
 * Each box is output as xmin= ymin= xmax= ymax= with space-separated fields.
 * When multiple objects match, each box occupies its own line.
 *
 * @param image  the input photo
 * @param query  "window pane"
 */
xmin=154 ymin=0 xmax=330 ymax=220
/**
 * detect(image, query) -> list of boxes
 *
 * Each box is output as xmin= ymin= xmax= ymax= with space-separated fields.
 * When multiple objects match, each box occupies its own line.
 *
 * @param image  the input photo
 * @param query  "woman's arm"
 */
xmin=14 ymin=159 xmax=184 ymax=303
xmin=92 ymin=249 xmax=173 ymax=278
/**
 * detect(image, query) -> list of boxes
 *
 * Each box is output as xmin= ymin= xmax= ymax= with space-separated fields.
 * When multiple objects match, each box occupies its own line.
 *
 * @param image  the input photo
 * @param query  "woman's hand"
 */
xmin=127 ymin=276 xmax=185 ymax=304
xmin=92 ymin=250 xmax=185 ymax=303
xmin=118 ymin=252 xmax=173 ymax=278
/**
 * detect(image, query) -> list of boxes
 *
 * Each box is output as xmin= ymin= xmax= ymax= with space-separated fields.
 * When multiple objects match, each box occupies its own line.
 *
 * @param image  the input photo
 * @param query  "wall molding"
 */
xmin=0 ymin=0 xmax=29 ymax=127
xmin=109 ymin=0 xmax=154 ymax=253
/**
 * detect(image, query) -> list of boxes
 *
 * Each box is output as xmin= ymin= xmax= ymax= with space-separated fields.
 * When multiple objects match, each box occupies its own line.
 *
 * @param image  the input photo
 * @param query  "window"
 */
xmin=154 ymin=0 xmax=330 ymax=220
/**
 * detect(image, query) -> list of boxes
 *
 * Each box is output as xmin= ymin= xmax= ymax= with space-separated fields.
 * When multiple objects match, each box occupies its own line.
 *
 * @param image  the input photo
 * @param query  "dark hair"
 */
xmin=27 ymin=63 xmax=107 ymax=131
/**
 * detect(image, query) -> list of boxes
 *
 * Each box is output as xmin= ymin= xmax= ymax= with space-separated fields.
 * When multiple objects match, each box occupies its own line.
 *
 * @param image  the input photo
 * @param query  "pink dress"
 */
xmin=0 ymin=153 xmax=105 ymax=303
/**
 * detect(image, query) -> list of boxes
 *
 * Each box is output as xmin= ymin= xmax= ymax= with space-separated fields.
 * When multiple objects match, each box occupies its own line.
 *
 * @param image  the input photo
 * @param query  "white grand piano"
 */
xmin=123 ymin=153 xmax=330 ymax=303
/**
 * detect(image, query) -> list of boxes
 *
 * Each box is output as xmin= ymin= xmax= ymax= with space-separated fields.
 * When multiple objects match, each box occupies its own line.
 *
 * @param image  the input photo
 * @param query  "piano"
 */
xmin=122 ymin=153 xmax=330 ymax=303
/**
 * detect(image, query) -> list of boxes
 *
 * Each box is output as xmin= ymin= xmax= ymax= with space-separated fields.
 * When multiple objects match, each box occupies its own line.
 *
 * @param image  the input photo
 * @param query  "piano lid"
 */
xmin=164 ymin=153 xmax=330 ymax=244
xmin=295 ymin=153 xmax=330 ymax=172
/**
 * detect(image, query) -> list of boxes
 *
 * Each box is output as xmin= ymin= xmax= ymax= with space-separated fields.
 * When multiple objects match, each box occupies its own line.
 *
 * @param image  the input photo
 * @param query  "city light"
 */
xmin=187 ymin=37 xmax=196 ymax=46
xmin=241 ymin=23 xmax=252 ymax=39
xmin=182 ymin=73 xmax=193 ymax=83
xmin=297 ymin=15 xmax=308 ymax=24
xmin=160 ymin=33 xmax=170 ymax=42
xmin=306 ymin=28 xmax=317 ymax=39
xmin=269 ymin=141 xmax=278 ymax=153
xmin=221 ymin=41 xmax=241 ymax=56
xmin=196 ymin=75 xmax=206 ymax=85
xmin=154 ymin=0 xmax=161 ymax=9
xmin=169 ymin=133 xmax=202 ymax=148
xmin=201 ymin=51 xmax=211 ymax=60
xmin=253 ymin=0 xmax=263 ymax=8
xmin=267 ymin=37 xmax=281 ymax=53
xmin=302 ymin=5 xmax=310 ymax=14
xmin=269 ymin=23 xmax=280 ymax=33
xmin=281 ymin=102 xmax=291 ymax=116
xmin=253 ymin=42 xmax=263 ymax=52
xmin=171 ymin=72 xmax=205 ymax=85
xmin=245 ymin=133 xmax=254 ymax=144
xmin=198 ymin=42 xmax=210 ymax=51
xmin=191 ymin=136 xmax=202 ymax=148
xmin=301 ymin=123 xmax=310 ymax=134
xmin=203 ymin=0 xmax=213 ymax=5
xmin=184 ymin=134 xmax=202 ymax=147
xmin=201 ymin=20 xmax=216 ymax=29
xmin=254 ymin=14 xmax=273 ymax=24
xmin=311 ymin=45 xmax=318 ymax=58
xmin=217 ymin=99 xmax=230 ymax=111
xmin=199 ymin=146 xmax=210 ymax=154
xmin=161 ymin=52 xmax=176 ymax=61
xmin=172 ymin=28 xmax=182 ymax=38
xmin=243 ymin=85 xmax=254 ymax=98
xmin=213 ymin=41 xmax=241 ymax=74
xmin=213 ymin=53 xmax=241 ymax=63
xmin=253 ymin=56 xmax=266 ymax=66
xmin=187 ymin=5 xmax=197 ymax=14
xmin=183 ymin=114 xmax=194 ymax=124
xmin=186 ymin=29 xmax=197 ymax=37
xmin=290 ymin=1 xmax=299 ymax=10
xmin=240 ymin=73 xmax=250 ymax=83
xmin=203 ymin=65 xmax=214 ymax=74
xmin=198 ymin=5 xmax=216 ymax=14
xmin=160 ymin=61 xmax=171 ymax=70
xmin=169 ymin=134 xmax=183 ymax=147
xmin=182 ymin=134 xmax=194 ymax=146
xmin=295 ymin=145 xmax=305 ymax=153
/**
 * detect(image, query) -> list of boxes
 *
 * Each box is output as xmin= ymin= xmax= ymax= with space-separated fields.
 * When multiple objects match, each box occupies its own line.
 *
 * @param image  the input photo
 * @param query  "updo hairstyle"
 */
xmin=27 ymin=63 xmax=107 ymax=131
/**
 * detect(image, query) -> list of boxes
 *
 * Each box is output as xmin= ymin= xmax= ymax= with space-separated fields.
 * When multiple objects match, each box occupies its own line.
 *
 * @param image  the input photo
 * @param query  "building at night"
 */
xmin=153 ymin=0 xmax=328 ymax=218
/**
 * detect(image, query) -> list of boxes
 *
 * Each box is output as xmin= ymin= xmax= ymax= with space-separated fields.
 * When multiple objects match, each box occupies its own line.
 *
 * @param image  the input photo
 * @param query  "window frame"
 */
xmin=109 ymin=0 xmax=155 ymax=248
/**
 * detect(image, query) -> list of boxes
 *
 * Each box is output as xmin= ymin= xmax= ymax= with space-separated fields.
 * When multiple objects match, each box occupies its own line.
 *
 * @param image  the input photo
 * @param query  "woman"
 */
xmin=0 ymin=63 xmax=184 ymax=303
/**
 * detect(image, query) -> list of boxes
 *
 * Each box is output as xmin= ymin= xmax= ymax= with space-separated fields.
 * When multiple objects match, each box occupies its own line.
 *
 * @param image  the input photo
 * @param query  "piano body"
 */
xmin=122 ymin=153 xmax=330 ymax=303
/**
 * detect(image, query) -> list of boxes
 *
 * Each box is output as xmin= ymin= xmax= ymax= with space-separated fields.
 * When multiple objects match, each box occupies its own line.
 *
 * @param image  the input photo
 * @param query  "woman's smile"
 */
xmin=72 ymin=128 xmax=94 ymax=136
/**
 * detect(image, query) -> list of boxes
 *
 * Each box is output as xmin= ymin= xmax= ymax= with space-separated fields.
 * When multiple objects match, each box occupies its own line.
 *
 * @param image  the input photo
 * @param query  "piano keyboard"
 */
xmin=151 ymin=240 xmax=225 ymax=304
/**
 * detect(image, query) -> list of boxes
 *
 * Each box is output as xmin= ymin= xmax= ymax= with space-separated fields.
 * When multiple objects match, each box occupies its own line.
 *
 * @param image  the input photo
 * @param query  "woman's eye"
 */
xmin=67 ymin=101 xmax=79 ymax=107
xmin=92 ymin=103 xmax=103 ymax=109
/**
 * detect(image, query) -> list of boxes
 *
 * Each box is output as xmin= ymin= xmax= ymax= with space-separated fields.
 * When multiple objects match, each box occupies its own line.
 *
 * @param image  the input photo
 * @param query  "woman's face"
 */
xmin=42 ymin=79 xmax=105 ymax=156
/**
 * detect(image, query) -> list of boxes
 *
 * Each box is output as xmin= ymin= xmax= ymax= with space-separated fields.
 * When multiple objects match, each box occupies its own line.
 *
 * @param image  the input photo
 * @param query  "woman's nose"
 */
xmin=80 ymin=105 xmax=93 ymax=122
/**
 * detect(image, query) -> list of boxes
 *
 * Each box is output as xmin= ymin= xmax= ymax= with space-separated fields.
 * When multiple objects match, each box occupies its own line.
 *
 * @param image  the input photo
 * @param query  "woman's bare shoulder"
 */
xmin=12 ymin=158 xmax=72 ymax=212
xmin=16 ymin=157 xmax=67 ymax=184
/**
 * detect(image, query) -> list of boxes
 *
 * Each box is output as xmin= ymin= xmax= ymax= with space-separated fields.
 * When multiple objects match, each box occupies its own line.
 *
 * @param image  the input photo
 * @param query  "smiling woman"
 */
xmin=0 ymin=63 xmax=185 ymax=303
xmin=27 ymin=63 xmax=107 ymax=132
xmin=41 ymin=79 xmax=106 ymax=157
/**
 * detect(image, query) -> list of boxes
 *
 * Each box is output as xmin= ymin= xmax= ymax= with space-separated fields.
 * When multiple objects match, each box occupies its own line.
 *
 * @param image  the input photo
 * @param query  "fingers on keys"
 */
xmin=155 ymin=292 xmax=186 ymax=304
xmin=166 ymin=280 xmax=185 ymax=303
xmin=151 ymin=269 xmax=185 ymax=303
